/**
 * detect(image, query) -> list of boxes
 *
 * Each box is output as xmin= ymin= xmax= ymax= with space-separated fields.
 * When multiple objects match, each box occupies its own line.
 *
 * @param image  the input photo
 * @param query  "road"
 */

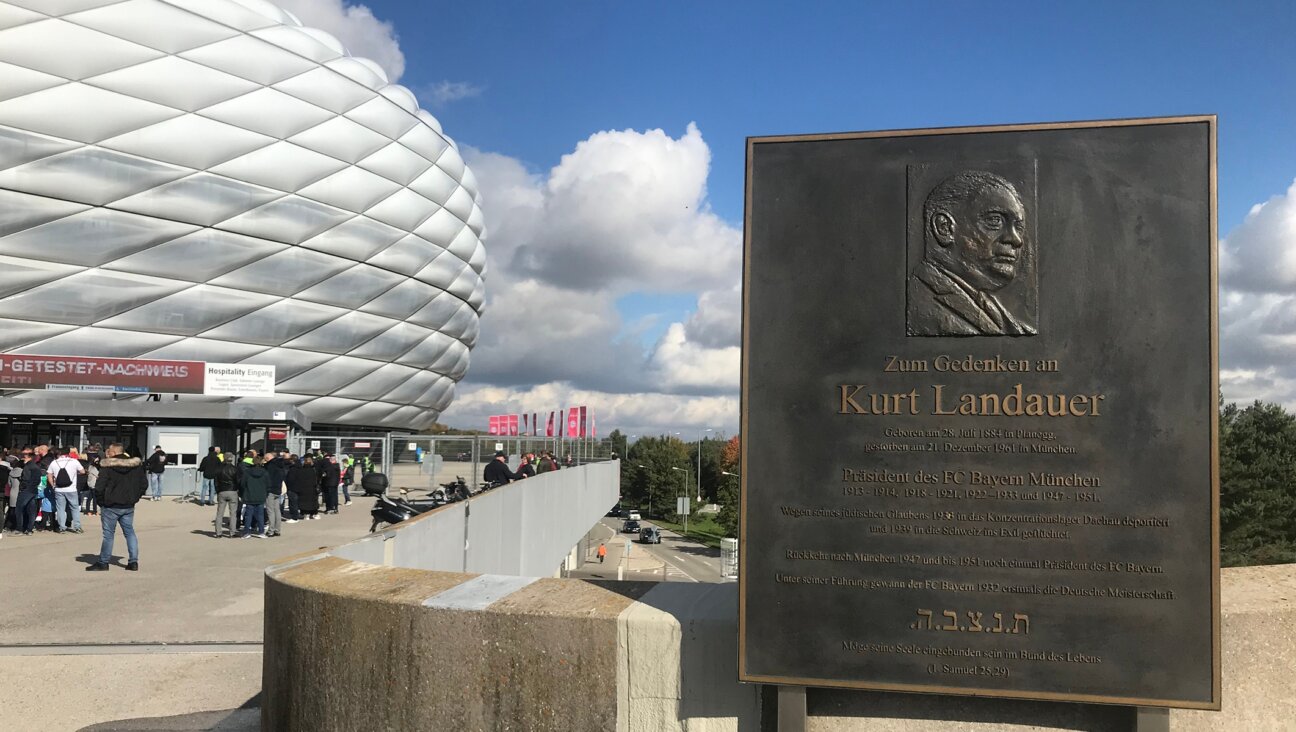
xmin=569 ymin=517 xmax=727 ymax=583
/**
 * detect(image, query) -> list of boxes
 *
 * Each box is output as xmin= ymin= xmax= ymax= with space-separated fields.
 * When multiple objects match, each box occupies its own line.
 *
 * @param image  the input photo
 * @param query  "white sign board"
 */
xmin=309 ymin=440 xmax=321 ymax=450
xmin=353 ymin=441 xmax=371 ymax=448
xmin=408 ymin=442 xmax=418 ymax=450
xmin=495 ymin=442 xmax=504 ymax=451
xmin=203 ymin=363 xmax=275 ymax=397
xmin=677 ymin=496 xmax=691 ymax=515
xmin=158 ymin=432 xmax=200 ymax=455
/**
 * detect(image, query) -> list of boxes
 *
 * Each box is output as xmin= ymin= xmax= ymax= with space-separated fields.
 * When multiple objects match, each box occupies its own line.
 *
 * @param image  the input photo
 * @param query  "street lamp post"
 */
xmin=636 ymin=464 xmax=651 ymax=517
xmin=696 ymin=427 xmax=713 ymax=502
xmin=670 ymin=466 xmax=689 ymax=535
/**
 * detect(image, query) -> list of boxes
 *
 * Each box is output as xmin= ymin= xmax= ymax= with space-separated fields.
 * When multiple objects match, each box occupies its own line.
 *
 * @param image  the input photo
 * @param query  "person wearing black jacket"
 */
xmin=14 ymin=449 xmax=42 ymax=535
xmin=517 ymin=454 xmax=536 ymax=479
xmin=212 ymin=455 xmax=241 ymax=538
xmin=145 ymin=446 xmax=166 ymax=501
xmin=87 ymin=443 xmax=147 ymax=571
xmin=286 ymin=456 xmax=320 ymax=520
xmin=483 ymin=452 xmax=524 ymax=486
xmin=239 ymin=458 xmax=270 ymax=538
xmin=320 ymin=455 xmax=341 ymax=514
xmin=263 ymin=452 xmax=286 ymax=536
xmin=198 ymin=446 xmax=222 ymax=505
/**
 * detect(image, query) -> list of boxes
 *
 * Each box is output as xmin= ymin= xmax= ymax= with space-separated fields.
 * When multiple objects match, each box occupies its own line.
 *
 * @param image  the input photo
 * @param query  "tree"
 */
xmin=607 ymin=429 xmax=629 ymax=460
xmin=688 ymin=437 xmax=727 ymax=503
xmin=623 ymin=435 xmax=690 ymax=518
xmin=1220 ymin=400 xmax=1296 ymax=566
xmin=721 ymin=435 xmax=740 ymax=472
xmin=716 ymin=435 xmax=741 ymax=538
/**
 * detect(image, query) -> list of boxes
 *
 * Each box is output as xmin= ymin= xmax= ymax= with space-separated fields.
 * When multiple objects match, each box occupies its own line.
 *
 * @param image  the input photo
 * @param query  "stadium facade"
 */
xmin=0 ymin=0 xmax=486 ymax=457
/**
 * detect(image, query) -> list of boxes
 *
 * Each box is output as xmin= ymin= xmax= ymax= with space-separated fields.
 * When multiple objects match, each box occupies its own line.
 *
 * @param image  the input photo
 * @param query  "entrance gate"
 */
xmin=286 ymin=433 xmax=394 ymax=479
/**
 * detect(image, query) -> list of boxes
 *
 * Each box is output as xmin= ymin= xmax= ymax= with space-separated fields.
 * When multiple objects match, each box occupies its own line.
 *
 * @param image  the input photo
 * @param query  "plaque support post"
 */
xmin=776 ymin=685 xmax=806 ymax=732
xmin=1134 ymin=707 xmax=1169 ymax=732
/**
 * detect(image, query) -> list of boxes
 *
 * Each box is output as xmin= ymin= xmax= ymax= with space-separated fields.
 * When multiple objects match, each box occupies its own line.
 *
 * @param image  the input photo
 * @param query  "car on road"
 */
xmin=627 ymin=510 xmax=641 ymax=521
xmin=621 ymin=519 xmax=641 ymax=534
xmin=606 ymin=506 xmax=624 ymax=518
xmin=639 ymin=526 xmax=662 ymax=544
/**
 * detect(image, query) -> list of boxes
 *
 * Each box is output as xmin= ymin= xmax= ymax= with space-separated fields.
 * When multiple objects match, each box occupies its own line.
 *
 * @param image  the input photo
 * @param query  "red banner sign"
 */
xmin=488 ymin=416 xmax=500 ymax=435
xmin=508 ymin=414 xmax=519 ymax=436
xmin=0 ymin=354 xmax=204 ymax=393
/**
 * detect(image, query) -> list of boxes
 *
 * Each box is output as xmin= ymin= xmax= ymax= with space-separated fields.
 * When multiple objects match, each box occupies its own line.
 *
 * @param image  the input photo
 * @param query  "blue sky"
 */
xmin=293 ymin=0 xmax=1296 ymax=434
xmin=374 ymin=0 xmax=1294 ymax=232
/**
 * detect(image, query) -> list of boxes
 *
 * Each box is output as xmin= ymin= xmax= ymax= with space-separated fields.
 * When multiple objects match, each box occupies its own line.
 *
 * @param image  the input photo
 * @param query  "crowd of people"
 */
xmin=197 ymin=445 xmax=372 ymax=537
xmin=482 ymin=449 xmax=566 ymax=485
xmin=0 ymin=442 xmax=150 ymax=571
xmin=0 ymin=442 xmax=375 ymax=570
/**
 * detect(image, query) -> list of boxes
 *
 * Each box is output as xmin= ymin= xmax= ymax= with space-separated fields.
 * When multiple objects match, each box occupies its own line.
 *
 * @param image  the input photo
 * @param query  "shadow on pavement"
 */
xmin=665 ymin=541 xmax=720 ymax=558
xmin=78 ymin=694 xmax=261 ymax=732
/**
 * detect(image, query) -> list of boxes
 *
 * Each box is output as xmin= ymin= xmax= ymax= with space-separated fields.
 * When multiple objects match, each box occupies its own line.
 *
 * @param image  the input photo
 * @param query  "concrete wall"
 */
xmin=264 ymin=558 xmax=1296 ymax=731
xmin=330 ymin=461 xmax=619 ymax=576
xmin=264 ymin=466 xmax=1296 ymax=730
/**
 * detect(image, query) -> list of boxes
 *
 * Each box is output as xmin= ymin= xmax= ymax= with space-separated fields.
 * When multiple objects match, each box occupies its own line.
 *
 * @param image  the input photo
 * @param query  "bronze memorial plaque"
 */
xmin=739 ymin=117 xmax=1219 ymax=708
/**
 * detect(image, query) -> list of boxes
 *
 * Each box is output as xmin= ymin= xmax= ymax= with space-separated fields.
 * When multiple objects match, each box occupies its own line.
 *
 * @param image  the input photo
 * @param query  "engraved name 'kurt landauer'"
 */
xmin=837 ymin=384 xmax=1105 ymax=417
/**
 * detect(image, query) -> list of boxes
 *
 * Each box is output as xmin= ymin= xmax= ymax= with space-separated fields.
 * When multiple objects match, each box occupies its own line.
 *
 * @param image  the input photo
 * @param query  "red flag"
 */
xmin=546 ymin=412 xmax=554 ymax=437
xmin=508 ymin=414 xmax=519 ymax=436
xmin=522 ymin=414 xmax=529 ymax=434
xmin=591 ymin=414 xmax=597 ymax=439
xmin=567 ymin=407 xmax=579 ymax=436
xmin=578 ymin=406 xmax=587 ymax=437
xmin=488 ymin=416 xmax=500 ymax=435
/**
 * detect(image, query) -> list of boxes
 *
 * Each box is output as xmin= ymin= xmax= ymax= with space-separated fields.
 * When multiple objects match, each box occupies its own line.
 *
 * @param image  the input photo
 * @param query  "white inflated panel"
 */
xmin=0 ymin=0 xmax=486 ymax=428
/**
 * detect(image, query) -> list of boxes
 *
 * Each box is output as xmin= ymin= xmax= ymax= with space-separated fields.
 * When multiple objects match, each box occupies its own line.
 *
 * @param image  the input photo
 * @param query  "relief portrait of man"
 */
xmin=907 ymin=170 xmax=1037 ymax=336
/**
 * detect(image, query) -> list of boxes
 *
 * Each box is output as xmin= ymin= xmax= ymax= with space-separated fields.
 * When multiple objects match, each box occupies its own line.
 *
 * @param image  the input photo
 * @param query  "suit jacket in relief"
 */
xmin=906 ymin=260 xmax=1036 ymax=336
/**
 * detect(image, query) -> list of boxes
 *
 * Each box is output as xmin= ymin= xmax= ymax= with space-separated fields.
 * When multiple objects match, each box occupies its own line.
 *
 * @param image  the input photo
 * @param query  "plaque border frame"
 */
xmin=737 ymin=115 xmax=1221 ymax=710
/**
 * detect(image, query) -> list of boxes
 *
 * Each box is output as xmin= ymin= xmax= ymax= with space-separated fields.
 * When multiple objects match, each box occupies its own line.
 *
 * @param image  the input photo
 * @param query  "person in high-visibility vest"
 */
xmin=597 ymin=543 xmax=607 ymax=564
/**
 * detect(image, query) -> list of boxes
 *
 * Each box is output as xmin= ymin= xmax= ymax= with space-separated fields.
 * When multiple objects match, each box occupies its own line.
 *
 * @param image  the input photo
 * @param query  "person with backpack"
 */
xmin=47 ymin=447 xmax=85 ymax=534
xmin=145 ymin=446 xmax=167 ymax=501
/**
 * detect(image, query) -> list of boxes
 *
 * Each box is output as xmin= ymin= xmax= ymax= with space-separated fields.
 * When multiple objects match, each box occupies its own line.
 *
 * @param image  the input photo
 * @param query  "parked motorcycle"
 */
xmin=439 ymin=476 xmax=470 ymax=502
xmin=360 ymin=471 xmax=389 ymax=497
xmin=369 ymin=489 xmax=440 ymax=532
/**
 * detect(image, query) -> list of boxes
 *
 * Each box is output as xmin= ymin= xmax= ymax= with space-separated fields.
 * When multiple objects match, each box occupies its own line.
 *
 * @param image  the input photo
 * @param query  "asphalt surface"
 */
xmin=569 ymin=517 xmax=727 ymax=583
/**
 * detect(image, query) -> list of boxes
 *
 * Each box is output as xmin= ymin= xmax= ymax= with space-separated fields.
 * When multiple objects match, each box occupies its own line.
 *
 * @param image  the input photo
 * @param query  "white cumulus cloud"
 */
xmin=272 ymin=0 xmax=405 ymax=81
xmin=1220 ymin=178 xmax=1296 ymax=294
xmin=1221 ymin=178 xmax=1296 ymax=408
xmin=449 ymin=125 xmax=743 ymax=435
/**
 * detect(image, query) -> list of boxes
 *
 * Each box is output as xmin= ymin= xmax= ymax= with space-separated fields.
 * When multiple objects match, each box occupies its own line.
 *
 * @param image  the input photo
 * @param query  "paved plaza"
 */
xmin=0 ymin=497 xmax=374 ymax=731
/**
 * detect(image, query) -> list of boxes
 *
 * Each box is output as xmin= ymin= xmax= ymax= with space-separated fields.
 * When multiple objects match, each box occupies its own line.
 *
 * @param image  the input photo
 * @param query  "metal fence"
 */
xmin=285 ymin=432 xmax=618 ymax=493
